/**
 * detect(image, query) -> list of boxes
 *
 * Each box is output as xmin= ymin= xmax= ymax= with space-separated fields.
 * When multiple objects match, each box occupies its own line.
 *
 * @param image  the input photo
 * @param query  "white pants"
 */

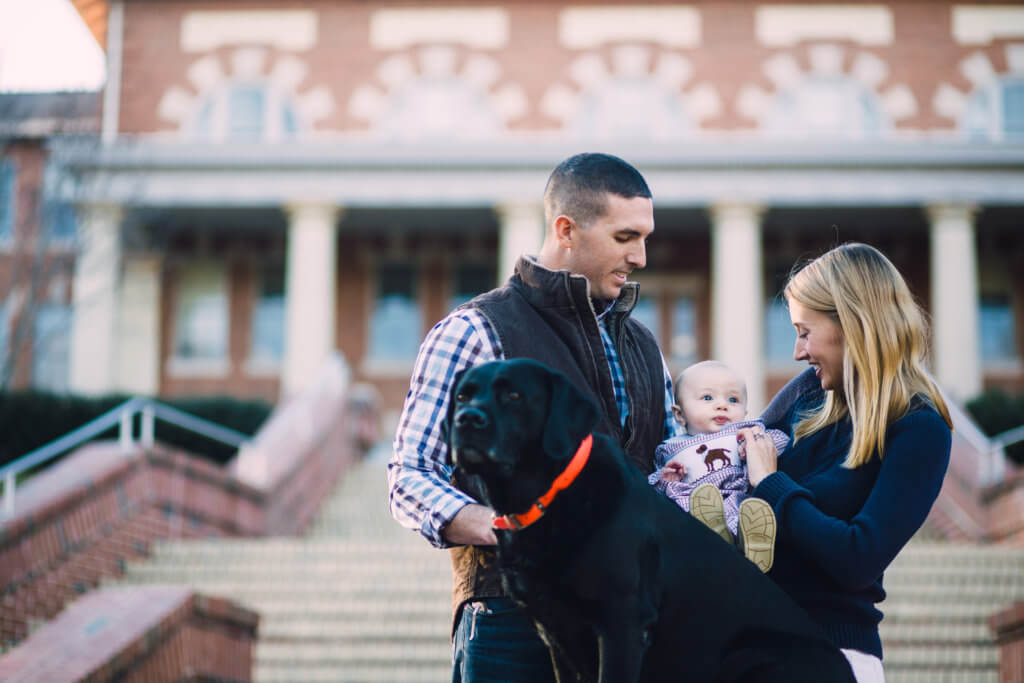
xmin=841 ymin=648 xmax=886 ymax=683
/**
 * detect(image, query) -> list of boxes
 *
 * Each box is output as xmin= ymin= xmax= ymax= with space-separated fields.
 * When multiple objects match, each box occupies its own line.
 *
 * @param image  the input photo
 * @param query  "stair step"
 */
xmin=260 ymin=618 xmax=451 ymax=641
xmin=254 ymin=662 xmax=451 ymax=683
xmin=883 ymin=643 xmax=998 ymax=667
xmin=885 ymin=671 xmax=996 ymax=683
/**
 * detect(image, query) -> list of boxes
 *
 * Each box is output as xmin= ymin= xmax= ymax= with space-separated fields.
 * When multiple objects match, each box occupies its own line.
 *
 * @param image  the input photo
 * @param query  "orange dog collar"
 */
xmin=493 ymin=434 xmax=593 ymax=531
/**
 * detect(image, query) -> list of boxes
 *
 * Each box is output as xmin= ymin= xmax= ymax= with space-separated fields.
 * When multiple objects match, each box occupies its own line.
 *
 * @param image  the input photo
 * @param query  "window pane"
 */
xmin=228 ymin=85 xmax=265 ymax=141
xmin=282 ymin=102 xmax=300 ymax=137
xmin=765 ymin=298 xmax=795 ymax=363
xmin=0 ymin=302 xmax=9 ymax=372
xmin=47 ymin=202 xmax=76 ymax=242
xmin=251 ymin=266 xmax=284 ymax=363
xmin=980 ymin=294 xmax=1018 ymax=363
xmin=33 ymin=304 xmax=71 ymax=392
xmin=1002 ymin=82 xmax=1024 ymax=140
xmin=631 ymin=296 xmax=660 ymax=343
xmin=0 ymin=161 xmax=14 ymax=240
xmin=449 ymin=263 xmax=495 ymax=310
xmin=174 ymin=264 xmax=229 ymax=360
xmin=368 ymin=263 xmax=421 ymax=362
xmin=670 ymin=296 xmax=696 ymax=368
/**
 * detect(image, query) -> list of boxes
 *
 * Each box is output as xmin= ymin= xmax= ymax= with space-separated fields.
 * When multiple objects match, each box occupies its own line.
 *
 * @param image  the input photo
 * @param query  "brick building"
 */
xmin=4 ymin=1 xmax=1023 ymax=418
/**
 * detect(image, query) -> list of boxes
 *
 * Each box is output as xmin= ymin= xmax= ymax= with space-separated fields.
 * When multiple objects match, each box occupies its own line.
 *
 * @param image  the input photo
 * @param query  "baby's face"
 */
xmin=676 ymin=365 xmax=747 ymax=434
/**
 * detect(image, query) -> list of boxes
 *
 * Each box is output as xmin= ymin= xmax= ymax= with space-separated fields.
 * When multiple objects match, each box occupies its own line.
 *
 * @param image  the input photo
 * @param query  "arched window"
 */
xmin=192 ymin=82 xmax=302 ymax=142
xmin=763 ymin=75 xmax=885 ymax=139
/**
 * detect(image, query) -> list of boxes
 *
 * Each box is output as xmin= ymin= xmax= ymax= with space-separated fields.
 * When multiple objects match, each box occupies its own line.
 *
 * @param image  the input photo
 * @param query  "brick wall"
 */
xmin=991 ymin=602 xmax=1024 ymax=683
xmin=0 ymin=586 xmax=258 ymax=682
xmin=115 ymin=1 xmax=1018 ymax=137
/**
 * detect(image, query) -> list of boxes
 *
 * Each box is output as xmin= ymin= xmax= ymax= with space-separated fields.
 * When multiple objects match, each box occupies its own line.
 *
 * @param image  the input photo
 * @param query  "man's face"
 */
xmin=562 ymin=193 xmax=654 ymax=301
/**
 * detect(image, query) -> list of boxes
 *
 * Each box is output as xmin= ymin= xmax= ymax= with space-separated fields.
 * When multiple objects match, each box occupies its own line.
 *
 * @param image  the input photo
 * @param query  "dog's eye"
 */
xmin=507 ymin=391 xmax=520 ymax=401
xmin=455 ymin=393 xmax=467 ymax=403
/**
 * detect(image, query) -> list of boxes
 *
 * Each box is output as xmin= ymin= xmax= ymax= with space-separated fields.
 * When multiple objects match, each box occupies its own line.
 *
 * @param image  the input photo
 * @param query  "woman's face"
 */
xmin=789 ymin=299 xmax=846 ymax=393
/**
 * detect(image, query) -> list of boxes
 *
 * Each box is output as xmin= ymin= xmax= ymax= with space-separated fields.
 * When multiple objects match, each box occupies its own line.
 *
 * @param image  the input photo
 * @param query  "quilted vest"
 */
xmin=448 ymin=256 xmax=666 ymax=632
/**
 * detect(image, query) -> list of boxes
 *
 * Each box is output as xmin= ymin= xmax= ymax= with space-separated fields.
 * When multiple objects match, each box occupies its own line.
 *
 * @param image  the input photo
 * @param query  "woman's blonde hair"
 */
xmin=785 ymin=242 xmax=952 ymax=468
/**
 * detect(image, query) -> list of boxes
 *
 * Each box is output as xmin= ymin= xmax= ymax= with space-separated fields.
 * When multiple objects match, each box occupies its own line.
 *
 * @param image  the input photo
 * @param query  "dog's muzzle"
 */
xmin=454 ymin=407 xmax=490 ymax=430
xmin=451 ymin=406 xmax=494 ymax=469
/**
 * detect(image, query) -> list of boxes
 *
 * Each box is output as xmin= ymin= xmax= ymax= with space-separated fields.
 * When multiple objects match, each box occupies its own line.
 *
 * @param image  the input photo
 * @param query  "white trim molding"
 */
xmin=558 ymin=6 xmax=701 ymax=49
xmin=181 ymin=10 xmax=318 ymax=52
xmin=755 ymin=5 xmax=894 ymax=47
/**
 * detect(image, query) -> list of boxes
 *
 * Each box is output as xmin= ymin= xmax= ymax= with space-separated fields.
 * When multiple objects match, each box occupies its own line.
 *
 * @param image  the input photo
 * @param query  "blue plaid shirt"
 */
xmin=387 ymin=306 xmax=682 ymax=548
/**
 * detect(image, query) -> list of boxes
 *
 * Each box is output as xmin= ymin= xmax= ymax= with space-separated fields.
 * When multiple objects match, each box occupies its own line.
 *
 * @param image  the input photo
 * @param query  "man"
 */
xmin=387 ymin=152 xmax=682 ymax=681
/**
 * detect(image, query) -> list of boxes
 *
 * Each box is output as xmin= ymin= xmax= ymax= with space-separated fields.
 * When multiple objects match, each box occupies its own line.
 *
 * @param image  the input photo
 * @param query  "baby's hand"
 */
xmin=661 ymin=462 xmax=686 ymax=482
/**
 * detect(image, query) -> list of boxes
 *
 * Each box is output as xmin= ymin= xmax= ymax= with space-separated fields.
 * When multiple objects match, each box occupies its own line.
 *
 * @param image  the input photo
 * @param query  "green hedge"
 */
xmin=965 ymin=389 xmax=1024 ymax=466
xmin=0 ymin=391 xmax=273 ymax=470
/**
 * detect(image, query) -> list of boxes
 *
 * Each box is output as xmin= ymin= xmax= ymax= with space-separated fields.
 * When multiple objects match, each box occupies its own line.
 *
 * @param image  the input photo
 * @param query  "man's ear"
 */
xmin=553 ymin=215 xmax=576 ymax=249
xmin=541 ymin=369 xmax=599 ymax=459
xmin=442 ymin=368 xmax=468 ymax=465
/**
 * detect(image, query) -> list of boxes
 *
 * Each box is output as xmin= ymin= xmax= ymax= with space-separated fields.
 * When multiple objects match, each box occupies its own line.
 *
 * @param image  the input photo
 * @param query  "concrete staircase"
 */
xmin=114 ymin=448 xmax=453 ymax=682
xmin=881 ymin=542 xmax=1024 ymax=683
xmin=111 ymin=448 xmax=1024 ymax=682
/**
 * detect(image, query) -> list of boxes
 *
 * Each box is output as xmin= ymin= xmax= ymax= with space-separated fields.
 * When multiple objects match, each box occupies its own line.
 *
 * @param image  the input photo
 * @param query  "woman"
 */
xmin=739 ymin=242 xmax=953 ymax=683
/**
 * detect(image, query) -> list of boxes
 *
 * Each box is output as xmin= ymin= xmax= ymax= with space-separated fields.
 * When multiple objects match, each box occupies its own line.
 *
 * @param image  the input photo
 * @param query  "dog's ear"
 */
xmin=541 ymin=368 xmax=600 ymax=459
xmin=442 ymin=367 xmax=468 ymax=465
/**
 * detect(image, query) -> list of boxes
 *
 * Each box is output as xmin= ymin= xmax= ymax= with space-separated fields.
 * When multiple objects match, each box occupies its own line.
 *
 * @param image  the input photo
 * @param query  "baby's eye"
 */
xmin=701 ymin=394 xmax=712 ymax=401
xmin=728 ymin=397 xmax=739 ymax=404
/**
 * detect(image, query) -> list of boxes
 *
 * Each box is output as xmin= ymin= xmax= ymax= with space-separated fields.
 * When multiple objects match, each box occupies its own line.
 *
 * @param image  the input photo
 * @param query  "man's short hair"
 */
xmin=543 ymin=153 xmax=652 ymax=228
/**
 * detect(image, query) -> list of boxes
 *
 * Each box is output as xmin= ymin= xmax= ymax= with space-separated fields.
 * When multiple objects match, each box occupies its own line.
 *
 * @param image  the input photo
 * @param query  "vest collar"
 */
xmin=493 ymin=434 xmax=594 ymax=531
xmin=515 ymin=255 xmax=639 ymax=318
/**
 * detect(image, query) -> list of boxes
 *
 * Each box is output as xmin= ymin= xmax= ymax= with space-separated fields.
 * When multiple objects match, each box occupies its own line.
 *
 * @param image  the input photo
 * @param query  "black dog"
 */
xmin=448 ymin=359 xmax=855 ymax=683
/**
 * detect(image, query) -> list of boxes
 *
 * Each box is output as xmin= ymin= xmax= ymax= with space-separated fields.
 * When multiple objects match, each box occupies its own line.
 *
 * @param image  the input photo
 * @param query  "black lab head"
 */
xmin=446 ymin=359 xmax=599 ymax=513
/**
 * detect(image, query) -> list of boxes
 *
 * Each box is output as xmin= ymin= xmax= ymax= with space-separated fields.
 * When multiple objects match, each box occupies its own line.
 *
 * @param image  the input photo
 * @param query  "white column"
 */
xmin=496 ymin=203 xmax=544 ymax=283
xmin=115 ymin=254 xmax=161 ymax=395
xmin=281 ymin=203 xmax=340 ymax=397
xmin=928 ymin=203 xmax=981 ymax=402
xmin=710 ymin=203 xmax=766 ymax=413
xmin=101 ymin=1 xmax=124 ymax=144
xmin=69 ymin=203 xmax=123 ymax=395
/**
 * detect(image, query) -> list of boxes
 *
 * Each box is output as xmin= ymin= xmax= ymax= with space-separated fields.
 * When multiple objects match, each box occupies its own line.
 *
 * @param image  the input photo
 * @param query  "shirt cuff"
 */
xmin=423 ymin=492 xmax=477 ymax=549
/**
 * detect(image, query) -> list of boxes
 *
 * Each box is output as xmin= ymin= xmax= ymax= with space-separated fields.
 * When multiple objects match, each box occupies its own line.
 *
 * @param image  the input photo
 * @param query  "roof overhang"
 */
xmin=53 ymin=138 xmax=1024 ymax=209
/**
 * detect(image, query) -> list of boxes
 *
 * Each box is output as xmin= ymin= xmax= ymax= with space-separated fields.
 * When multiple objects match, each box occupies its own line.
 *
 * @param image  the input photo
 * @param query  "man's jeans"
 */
xmin=452 ymin=597 xmax=557 ymax=683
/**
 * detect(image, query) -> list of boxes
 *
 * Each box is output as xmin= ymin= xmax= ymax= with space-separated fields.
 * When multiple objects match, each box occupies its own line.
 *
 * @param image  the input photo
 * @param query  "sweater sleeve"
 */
xmin=753 ymin=409 xmax=951 ymax=589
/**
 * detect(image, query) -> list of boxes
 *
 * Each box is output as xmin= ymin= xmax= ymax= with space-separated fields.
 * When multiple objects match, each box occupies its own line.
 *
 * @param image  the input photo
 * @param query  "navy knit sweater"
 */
xmin=753 ymin=369 xmax=952 ymax=658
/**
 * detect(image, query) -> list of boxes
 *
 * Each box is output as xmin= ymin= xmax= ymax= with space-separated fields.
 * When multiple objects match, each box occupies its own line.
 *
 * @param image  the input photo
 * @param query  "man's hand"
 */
xmin=442 ymin=503 xmax=498 ymax=546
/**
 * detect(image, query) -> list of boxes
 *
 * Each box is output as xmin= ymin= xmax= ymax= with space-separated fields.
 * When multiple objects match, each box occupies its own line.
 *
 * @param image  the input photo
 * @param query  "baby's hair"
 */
xmin=675 ymin=360 xmax=748 ymax=401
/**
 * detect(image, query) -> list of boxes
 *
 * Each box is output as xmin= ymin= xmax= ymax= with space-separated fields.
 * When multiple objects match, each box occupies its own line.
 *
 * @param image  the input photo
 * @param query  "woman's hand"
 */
xmin=739 ymin=426 xmax=777 ymax=488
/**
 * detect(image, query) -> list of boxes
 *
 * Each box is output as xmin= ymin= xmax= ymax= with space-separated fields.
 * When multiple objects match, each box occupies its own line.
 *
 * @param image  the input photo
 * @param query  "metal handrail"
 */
xmin=1 ymin=397 xmax=249 ymax=519
xmin=992 ymin=425 xmax=1024 ymax=452
xmin=984 ymin=424 xmax=1024 ymax=487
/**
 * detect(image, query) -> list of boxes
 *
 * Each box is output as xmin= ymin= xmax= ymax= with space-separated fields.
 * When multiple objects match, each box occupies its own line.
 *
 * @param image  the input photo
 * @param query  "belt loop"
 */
xmin=469 ymin=602 xmax=480 ymax=641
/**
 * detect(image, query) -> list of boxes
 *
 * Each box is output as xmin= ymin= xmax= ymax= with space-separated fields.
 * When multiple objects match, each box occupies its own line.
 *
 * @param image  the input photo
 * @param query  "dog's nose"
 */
xmin=454 ymin=407 xmax=489 ymax=429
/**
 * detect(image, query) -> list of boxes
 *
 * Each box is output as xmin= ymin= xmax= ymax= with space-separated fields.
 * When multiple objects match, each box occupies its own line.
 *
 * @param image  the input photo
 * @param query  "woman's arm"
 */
xmin=753 ymin=409 xmax=951 ymax=589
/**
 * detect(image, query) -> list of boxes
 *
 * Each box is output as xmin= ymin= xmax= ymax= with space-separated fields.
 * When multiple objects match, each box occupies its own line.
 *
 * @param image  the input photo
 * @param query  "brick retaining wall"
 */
xmin=0 ymin=585 xmax=257 ymax=682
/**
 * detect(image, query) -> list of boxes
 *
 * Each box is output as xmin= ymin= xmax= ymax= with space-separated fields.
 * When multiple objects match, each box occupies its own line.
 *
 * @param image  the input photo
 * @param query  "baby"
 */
xmin=649 ymin=360 xmax=788 ymax=572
